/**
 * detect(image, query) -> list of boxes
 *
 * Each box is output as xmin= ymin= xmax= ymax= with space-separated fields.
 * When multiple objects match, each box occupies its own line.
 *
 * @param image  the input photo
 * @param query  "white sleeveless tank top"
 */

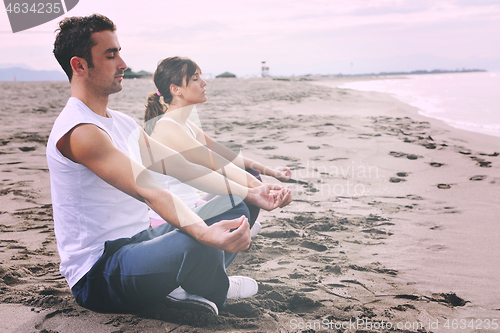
xmin=149 ymin=117 xmax=200 ymax=220
xmin=46 ymin=97 xmax=149 ymax=288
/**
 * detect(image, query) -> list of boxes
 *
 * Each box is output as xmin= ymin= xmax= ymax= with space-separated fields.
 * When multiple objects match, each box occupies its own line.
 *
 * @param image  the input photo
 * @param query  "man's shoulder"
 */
xmin=107 ymin=108 xmax=134 ymax=121
xmin=107 ymin=108 xmax=140 ymax=132
xmin=62 ymin=96 xmax=86 ymax=112
xmin=49 ymin=98 xmax=87 ymax=139
xmin=54 ymin=98 xmax=89 ymax=124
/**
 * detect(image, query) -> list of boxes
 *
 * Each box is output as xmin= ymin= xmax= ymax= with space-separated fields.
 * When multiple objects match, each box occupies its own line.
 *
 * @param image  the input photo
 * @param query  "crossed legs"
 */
xmin=72 ymin=202 xmax=250 ymax=312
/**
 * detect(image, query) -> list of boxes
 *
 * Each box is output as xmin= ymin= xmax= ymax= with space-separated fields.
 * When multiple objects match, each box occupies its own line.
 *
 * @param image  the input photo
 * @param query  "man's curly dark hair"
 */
xmin=53 ymin=14 xmax=116 ymax=81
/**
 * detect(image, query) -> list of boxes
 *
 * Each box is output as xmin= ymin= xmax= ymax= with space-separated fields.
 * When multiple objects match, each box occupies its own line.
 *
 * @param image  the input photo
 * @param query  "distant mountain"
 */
xmin=0 ymin=67 xmax=67 ymax=81
xmin=337 ymin=68 xmax=487 ymax=77
xmin=341 ymin=54 xmax=500 ymax=75
xmin=0 ymin=63 xmax=33 ymax=70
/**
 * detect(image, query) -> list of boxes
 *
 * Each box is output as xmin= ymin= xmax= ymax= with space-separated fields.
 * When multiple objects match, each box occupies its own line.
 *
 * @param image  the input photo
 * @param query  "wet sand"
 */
xmin=0 ymin=77 xmax=499 ymax=332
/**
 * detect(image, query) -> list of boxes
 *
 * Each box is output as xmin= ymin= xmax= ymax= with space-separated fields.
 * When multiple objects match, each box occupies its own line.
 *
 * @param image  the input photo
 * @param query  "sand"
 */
xmin=0 ymin=77 xmax=499 ymax=332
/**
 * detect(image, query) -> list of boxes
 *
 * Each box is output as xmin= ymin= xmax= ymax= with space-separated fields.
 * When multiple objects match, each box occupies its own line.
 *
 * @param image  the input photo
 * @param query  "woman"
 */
xmin=144 ymin=56 xmax=292 ymax=230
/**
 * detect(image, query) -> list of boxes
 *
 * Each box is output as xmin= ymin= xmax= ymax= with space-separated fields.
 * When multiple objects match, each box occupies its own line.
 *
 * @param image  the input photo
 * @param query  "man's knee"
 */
xmin=184 ymin=238 xmax=224 ymax=264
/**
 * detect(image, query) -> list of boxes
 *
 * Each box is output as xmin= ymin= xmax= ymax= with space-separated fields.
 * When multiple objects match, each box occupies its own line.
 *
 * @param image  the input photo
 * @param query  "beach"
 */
xmin=0 ymin=77 xmax=499 ymax=332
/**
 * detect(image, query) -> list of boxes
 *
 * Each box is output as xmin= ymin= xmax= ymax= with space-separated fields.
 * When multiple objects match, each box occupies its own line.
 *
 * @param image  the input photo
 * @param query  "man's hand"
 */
xmin=189 ymin=216 xmax=251 ymax=253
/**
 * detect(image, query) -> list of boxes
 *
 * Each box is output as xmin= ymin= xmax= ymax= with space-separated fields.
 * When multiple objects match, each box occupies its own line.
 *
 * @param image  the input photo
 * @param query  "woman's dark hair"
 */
xmin=53 ymin=14 xmax=116 ymax=81
xmin=144 ymin=56 xmax=200 ymax=135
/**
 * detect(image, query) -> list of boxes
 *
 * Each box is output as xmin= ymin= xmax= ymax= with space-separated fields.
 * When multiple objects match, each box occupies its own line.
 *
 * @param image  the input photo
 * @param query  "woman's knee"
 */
xmin=245 ymin=168 xmax=262 ymax=182
xmin=232 ymin=202 xmax=250 ymax=220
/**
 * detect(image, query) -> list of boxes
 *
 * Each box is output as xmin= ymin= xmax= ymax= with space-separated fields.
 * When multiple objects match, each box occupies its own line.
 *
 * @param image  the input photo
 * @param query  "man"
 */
xmin=47 ymin=14 xmax=291 ymax=315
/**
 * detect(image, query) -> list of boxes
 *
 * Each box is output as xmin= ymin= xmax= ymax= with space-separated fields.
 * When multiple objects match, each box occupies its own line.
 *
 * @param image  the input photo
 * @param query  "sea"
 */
xmin=339 ymin=71 xmax=500 ymax=139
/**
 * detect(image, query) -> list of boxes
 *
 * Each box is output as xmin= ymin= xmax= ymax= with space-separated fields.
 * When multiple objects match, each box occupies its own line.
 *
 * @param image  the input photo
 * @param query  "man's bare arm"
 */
xmin=57 ymin=124 xmax=252 ymax=253
xmin=137 ymin=128 xmax=254 ymax=197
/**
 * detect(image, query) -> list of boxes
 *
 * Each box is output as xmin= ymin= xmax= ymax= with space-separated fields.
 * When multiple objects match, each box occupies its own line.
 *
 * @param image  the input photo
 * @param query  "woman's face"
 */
xmin=178 ymin=71 xmax=207 ymax=105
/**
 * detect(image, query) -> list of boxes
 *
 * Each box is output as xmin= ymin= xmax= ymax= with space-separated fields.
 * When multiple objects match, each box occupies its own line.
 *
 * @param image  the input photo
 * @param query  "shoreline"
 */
xmin=312 ymin=76 xmax=500 ymax=153
xmin=0 ymin=78 xmax=498 ymax=332
xmin=320 ymin=71 xmax=500 ymax=141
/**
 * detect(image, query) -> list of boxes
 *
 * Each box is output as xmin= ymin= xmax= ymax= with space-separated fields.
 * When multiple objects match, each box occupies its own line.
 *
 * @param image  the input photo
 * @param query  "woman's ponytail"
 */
xmin=144 ymin=92 xmax=166 ymax=135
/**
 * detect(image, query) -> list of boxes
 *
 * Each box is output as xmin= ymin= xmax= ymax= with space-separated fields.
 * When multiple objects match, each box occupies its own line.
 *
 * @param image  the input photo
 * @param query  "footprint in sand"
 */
xmin=470 ymin=175 xmax=487 ymax=181
xmin=268 ymin=155 xmax=300 ymax=162
xmin=431 ymin=292 xmax=469 ymax=307
xmin=397 ymin=172 xmax=409 ymax=177
xmin=300 ymin=240 xmax=327 ymax=252
xmin=18 ymin=146 xmax=36 ymax=152
xmin=261 ymin=230 xmax=300 ymax=238
xmin=311 ymin=131 xmax=330 ymax=137
xmin=479 ymin=152 xmax=499 ymax=157
xmin=428 ymin=244 xmax=447 ymax=251
xmin=429 ymin=162 xmax=445 ymax=167
xmin=389 ymin=151 xmax=419 ymax=160
xmin=389 ymin=151 xmax=406 ymax=157
xmin=422 ymin=143 xmax=437 ymax=149
xmin=478 ymin=161 xmax=492 ymax=168
xmin=389 ymin=177 xmax=406 ymax=183
xmin=308 ymin=146 xmax=320 ymax=150
xmin=246 ymin=139 xmax=263 ymax=144
xmin=469 ymin=156 xmax=492 ymax=167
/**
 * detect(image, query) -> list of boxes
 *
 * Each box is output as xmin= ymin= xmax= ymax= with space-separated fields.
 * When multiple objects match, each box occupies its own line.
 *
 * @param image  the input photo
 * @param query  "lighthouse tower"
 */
xmin=261 ymin=61 xmax=269 ymax=77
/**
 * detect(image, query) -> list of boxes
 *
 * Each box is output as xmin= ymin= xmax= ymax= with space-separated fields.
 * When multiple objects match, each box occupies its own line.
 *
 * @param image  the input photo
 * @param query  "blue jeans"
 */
xmin=72 ymin=202 xmax=250 ymax=313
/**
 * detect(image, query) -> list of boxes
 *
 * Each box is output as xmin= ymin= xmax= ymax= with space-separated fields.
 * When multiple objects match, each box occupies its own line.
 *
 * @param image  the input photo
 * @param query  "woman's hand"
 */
xmin=278 ymin=188 xmax=292 ymax=208
xmin=274 ymin=167 xmax=292 ymax=182
xmin=246 ymin=184 xmax=285 ymax=211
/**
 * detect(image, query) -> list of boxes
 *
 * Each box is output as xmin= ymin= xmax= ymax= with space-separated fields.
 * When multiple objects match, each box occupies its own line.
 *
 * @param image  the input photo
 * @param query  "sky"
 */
xmin=1 ymin=0 xmax=500 ymax=77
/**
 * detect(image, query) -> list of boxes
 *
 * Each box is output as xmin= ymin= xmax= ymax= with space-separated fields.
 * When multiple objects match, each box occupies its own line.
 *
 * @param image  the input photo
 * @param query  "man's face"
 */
xmin=87 ymin=30 xmax=127 ymax=96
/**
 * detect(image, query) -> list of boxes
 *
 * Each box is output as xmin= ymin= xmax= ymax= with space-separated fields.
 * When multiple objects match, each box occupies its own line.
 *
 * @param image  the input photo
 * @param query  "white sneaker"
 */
xmin=250 ymin=221 xmax=261 ymax=238
xmin=165 ymin=287 xmax=218 ymax=315
xmin=227 ymin=276 xmax=258 ymax=299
